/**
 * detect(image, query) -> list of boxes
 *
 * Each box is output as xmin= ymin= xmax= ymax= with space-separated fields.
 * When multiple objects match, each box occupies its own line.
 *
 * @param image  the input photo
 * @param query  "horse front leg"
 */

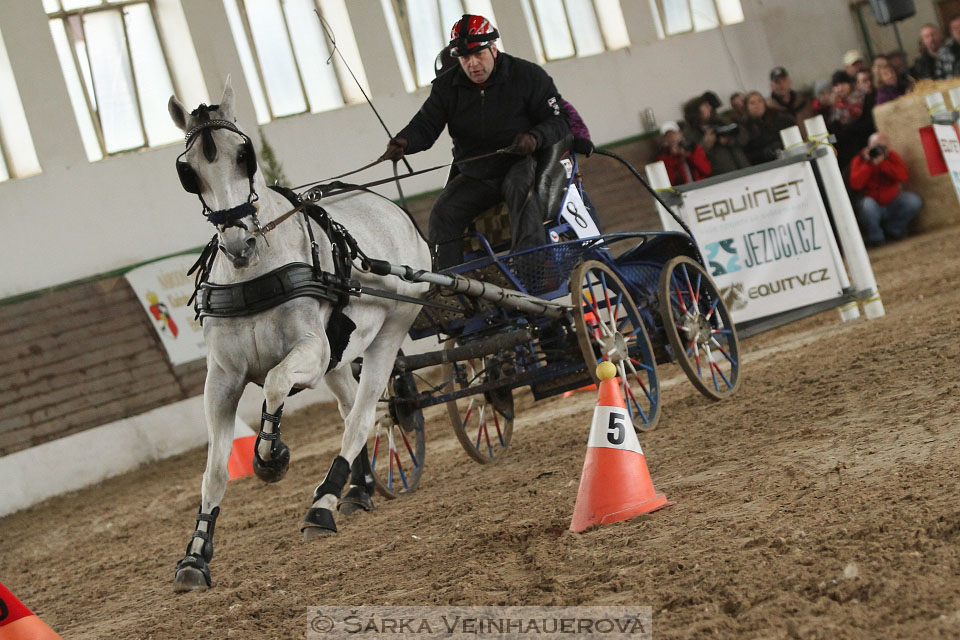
xmin=173 ymin=368 xmax=244 ymax=592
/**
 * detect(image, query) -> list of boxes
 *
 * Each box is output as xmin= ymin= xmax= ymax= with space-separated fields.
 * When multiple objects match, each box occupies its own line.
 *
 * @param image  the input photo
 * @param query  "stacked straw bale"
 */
xmin=872 ymin=78 xmax=960 ymax=231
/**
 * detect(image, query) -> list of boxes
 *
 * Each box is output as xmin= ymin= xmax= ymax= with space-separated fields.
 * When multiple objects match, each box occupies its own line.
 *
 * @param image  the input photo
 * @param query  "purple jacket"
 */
xmin=561 ymin=100 xmax=591 ymax=141
xmin=875 ymin=85 xmax=905 ymax=105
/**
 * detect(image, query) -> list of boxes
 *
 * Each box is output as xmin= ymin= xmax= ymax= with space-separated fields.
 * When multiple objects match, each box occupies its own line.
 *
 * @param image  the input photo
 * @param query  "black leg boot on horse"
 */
xmin=301 ymin=455 xmax=351 ymax=540
xmin=173 ymin=506 xmax=220 ymax=592
xmin=253 ymin=402 xmax=290 ymax=482
xmin=338 ymin=445 xmax=375 ymax=516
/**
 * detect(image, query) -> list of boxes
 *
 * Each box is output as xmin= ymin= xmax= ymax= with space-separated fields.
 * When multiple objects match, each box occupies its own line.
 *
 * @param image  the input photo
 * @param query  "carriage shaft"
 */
xmin=369 ymin=260 xmax=571 ymax=319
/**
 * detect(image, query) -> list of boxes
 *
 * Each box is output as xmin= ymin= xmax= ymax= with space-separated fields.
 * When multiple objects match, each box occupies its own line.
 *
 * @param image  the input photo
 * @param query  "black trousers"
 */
xmin=428 ymin=157 xmax=547 ymax=270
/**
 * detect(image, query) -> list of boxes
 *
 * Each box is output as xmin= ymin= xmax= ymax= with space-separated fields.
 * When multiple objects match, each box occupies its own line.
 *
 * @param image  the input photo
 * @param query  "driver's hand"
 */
xmin=508 ymin=132 xmax=538 ymax=155
xmin=378 ymin=137 xmax=408 ymax=162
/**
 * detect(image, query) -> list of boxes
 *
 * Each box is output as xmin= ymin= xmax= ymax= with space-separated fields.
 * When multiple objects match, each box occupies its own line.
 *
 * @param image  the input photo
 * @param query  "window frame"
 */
xmin=647 ymin=0 xmax=744 ymax=39
xmin=383 ymin=0 xmax=466 ymax=90
xmin=228 ymin=0 xmax=358 ymax=121
xmin=45 ymin=0 xmax=181 ymax=156
xmin=523 ymin=0 xmax=624 ymax=62
xmin=0 ymin=139 xmax=9 ymax=182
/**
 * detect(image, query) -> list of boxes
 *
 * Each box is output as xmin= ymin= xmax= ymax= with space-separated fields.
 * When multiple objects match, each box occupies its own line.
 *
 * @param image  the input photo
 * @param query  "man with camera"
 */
xmin=656 ymin=120 xmax=711 ymax=186
xmin=848 ymin=133 xmax=922 ymax=247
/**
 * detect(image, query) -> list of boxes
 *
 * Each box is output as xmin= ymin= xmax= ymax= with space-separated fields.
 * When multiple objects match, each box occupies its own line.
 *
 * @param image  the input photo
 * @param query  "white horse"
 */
xmin=169 ymin=79 xmax=431 ymax=592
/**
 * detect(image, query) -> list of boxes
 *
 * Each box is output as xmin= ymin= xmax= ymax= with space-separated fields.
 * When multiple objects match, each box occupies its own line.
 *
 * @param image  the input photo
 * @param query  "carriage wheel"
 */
xmin=658 ymin=255 xmax=741 ymax=400
xmin=367 ymin=369 xmax=426 ymax=499
xmin=571 ymin=261 xmax=661 ymax=431
xmin=443 ymin=340 xmax=515 ymax=464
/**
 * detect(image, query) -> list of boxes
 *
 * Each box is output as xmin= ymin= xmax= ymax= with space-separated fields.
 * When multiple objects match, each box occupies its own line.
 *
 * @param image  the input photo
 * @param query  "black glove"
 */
xmin=378 ymin=137 xmax=408 ymax=162
xmin=508 ymin=132 xmax=538 ymax=155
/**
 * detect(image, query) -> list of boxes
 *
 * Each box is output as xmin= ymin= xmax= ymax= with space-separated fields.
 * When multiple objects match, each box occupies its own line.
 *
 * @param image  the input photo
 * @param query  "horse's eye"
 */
xmin=237 ymin=151 xmax=246 ymax=166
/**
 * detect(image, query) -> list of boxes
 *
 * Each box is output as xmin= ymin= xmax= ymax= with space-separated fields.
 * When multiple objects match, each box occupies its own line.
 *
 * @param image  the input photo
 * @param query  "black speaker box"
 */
xmin=868 ymin=0 xmax=916 ymax=25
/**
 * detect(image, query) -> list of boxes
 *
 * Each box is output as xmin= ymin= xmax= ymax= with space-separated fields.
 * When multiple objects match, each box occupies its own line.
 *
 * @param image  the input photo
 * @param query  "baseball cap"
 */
xmin=770 ymin=66 xmax=788 ymax=80
xmin=660 ymin=120 xmax=680 ymax=134
xmin=843 ymin=49 xmax=863 ymax=67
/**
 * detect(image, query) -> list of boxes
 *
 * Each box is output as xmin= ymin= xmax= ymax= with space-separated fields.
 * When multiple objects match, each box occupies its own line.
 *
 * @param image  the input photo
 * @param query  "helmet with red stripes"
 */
xmin=448 ymin=14 xmax=499 ymax=57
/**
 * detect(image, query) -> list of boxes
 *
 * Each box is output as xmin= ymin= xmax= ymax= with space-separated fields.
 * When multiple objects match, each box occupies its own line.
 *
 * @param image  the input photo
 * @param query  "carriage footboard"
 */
xmin=394 ymin=328 xmax=533 ymax=373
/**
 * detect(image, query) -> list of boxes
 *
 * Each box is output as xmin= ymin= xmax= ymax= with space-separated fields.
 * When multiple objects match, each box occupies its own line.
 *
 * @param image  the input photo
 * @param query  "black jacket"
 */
xmin=742 ymin=110 xmax=796 ymax=165
xmin=397 ymin=52 xmax=569 ymax=179
xmin=910 ymin=51 xmax=937 ymax=80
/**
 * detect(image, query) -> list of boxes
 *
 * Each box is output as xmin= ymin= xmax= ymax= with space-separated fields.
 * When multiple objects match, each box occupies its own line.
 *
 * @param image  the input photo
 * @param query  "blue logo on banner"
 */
xmin=704 ymin=239 xmax=741 ymax=276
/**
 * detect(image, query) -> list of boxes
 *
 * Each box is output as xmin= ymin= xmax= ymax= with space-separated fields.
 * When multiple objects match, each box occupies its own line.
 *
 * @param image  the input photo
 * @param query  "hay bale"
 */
xmin=872 ymin=78 xmax=960 ymax=231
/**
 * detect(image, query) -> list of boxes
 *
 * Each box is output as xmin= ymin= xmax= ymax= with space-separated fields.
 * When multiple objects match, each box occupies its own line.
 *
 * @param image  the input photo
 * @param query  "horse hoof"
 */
xmin=302 ymin=526 xmax=336 ymax=541
xmin=253 ymin=441 xmax=290 ymax=483
xmin=337 ymin=486 xmax=374 ymax=517
xmin=173 ymin=567 xmax=209 ymax=593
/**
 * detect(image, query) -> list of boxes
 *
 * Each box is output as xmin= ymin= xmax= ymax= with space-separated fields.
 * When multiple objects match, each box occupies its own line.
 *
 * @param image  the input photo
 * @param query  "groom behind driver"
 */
xmin=379 ymin=14 xmax=570 ymax=270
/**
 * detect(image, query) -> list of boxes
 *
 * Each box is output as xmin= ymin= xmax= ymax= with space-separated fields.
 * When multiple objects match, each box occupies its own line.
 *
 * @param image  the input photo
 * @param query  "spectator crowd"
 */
xmin=653 ymin=18 xmax=960 ymax=246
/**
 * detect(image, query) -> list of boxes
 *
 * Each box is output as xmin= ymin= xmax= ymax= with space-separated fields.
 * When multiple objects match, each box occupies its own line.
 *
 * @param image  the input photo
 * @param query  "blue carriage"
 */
xmin=366 ymin=143 xmax=742 ymax=496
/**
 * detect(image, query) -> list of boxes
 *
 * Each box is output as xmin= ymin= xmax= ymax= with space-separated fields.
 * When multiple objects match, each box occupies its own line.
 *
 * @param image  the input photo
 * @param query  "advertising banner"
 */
xmin=125 ymin=253 xmax=205 ymax=366
xmin=933 ymin=123 xmax=960 ymax=202
xmin=677 ymin=162 xmax=844 ymax=323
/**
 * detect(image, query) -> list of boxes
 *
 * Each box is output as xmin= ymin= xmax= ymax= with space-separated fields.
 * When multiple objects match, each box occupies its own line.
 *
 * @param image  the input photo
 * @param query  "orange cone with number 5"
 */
xmin=569 ymin=361 xmax=674 ymax=532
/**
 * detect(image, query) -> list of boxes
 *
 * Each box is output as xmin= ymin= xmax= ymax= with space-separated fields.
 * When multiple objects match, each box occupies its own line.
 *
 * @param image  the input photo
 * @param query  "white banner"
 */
xmin=934 ymin=123 xmax=960 ymax=202
xmin=125 ymin=253 xmax=205 ymax=366
xmin=677 ymin=162 xmax=845 ymax=323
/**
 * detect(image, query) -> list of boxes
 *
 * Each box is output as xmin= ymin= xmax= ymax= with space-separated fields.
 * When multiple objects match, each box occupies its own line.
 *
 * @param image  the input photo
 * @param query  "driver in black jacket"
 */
xmin=379 ymin=14 xmax=570 ymax=270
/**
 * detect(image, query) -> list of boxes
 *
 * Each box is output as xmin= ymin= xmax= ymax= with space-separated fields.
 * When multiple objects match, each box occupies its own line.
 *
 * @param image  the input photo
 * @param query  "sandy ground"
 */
xmin=2 ymin=226 xmax=960 ymax=639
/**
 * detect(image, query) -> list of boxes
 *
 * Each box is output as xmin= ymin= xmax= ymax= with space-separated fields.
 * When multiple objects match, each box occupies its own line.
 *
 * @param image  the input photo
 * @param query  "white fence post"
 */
xmin=644 ymin=161 xmax=685 ymax=233
xmin=779 ymin=125 xmax=806 ymax=158
xmin=780 ymin=125 xmax=859 ymax=322
xmin=804 ymin=115 xmax=884 ymax=319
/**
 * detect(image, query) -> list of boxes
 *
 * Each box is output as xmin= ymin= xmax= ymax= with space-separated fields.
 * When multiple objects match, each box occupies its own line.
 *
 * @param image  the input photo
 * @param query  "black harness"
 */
xmin=186 ymin=184 xmax=362 ymax=370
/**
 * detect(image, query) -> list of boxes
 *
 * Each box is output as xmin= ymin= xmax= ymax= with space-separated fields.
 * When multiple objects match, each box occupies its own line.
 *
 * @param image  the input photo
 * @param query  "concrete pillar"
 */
xmin=0 ymin=1 xmax=86 ymax=169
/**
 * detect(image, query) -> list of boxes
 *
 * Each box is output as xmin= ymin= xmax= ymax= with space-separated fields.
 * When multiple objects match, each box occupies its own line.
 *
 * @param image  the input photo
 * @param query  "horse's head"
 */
xmin=169 ymin=77 xmax=264 ymax=269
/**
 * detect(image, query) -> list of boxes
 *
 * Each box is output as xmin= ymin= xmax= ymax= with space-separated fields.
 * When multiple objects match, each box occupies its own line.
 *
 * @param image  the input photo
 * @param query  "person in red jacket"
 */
xmin=656 ymin=120 xmax=711 ymax=186
xmin=848 ymin=133 xmax=923 ymax=247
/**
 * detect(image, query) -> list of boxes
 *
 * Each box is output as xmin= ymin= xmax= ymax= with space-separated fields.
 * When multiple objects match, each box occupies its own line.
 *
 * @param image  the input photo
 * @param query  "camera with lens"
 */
xmin=868 ymin=145 xmax=887 ymax=159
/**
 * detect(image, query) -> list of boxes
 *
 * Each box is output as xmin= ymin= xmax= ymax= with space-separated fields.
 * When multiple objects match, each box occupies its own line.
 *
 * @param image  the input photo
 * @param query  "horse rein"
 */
xmin=254 ymin=147 xmax=513 ymax=239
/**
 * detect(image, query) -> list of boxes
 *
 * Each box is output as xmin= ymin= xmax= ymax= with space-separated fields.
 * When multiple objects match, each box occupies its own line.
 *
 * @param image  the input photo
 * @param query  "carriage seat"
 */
xmin=466 ymin=135 xmax=574 ymax=256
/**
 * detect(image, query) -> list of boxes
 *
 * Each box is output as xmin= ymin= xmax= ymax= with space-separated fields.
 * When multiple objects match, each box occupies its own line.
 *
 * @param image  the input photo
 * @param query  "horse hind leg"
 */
xmin=301 ymin=334 xmax=400 ymax=539
xmin=324 ymin=366 xmax=374 ymax=517
xmin=301 ymin=455 xmax=351 ymax=540
xmin=338 ymin=446 xmax=375 ymax=516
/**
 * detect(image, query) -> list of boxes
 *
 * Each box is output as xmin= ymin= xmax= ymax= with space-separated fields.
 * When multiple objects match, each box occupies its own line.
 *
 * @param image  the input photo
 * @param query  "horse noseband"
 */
xmin=207 ymin=202 xmax=259 ymax=229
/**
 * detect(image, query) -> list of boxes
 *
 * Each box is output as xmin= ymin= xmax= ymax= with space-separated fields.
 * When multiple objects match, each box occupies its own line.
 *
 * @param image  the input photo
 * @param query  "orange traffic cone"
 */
xmin=563 ymin=383 xmax=597 ymax=399
xmin=227 ymin=418 xmax=257 ymax=481
xmin=569 ymin=361 xmax=674 ymax=532
xmin=0 ymin=581 xmax=63 ymax=640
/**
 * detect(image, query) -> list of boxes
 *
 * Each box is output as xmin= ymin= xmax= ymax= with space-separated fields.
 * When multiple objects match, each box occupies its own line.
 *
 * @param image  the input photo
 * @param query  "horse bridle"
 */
xmin=176 ymin=116 xmax=263 ymax=233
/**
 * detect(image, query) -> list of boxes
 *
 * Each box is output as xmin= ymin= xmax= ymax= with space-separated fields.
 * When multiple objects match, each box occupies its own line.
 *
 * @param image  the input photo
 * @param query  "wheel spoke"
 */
xmin=705 ymin=296 xmax=720 ymax=320
xmin=683 ymin=265 xmax=698 ymax=308
xmin=371 ymin=422 xmax=382 ymax=469
xmin=710 ymin=338 xmax=738 ymax=366
xmin=673 ymin=283 xmax=688 ymax=314
xmin=400 ymin=428 xmax=419 ymax=468
xmin=493 ymin=410 xmax=505 ymax=447
xmin=474 ymin=403 xmax=485 ymax=450
xmin=704 ymin=344 xmax=720 ymax=391
xmin=391 ymin=449 xmax=409 ymax=490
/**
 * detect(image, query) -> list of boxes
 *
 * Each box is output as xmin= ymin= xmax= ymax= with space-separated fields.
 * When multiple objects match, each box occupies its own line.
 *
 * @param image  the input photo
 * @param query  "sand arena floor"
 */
xmin=2 ymin=226 xmax=960 ymax=639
